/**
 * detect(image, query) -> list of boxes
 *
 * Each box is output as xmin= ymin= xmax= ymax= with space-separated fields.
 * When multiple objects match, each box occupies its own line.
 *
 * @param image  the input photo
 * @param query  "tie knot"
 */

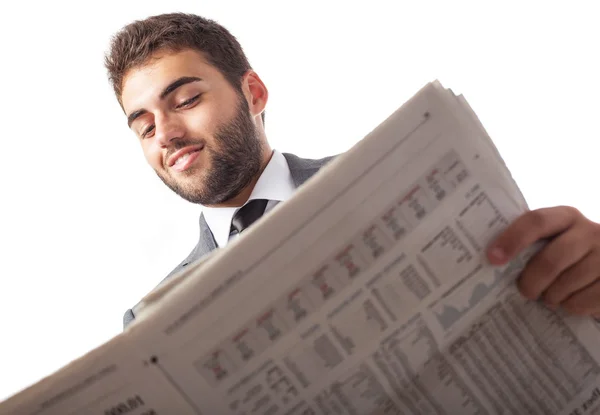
xmin=230 ymin=199 xmax=269 ymax=235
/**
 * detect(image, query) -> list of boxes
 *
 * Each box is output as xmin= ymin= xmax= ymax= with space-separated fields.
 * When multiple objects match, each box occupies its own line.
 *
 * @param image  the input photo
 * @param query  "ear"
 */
xmin=241 ymin=70 xmax=268 ymax=120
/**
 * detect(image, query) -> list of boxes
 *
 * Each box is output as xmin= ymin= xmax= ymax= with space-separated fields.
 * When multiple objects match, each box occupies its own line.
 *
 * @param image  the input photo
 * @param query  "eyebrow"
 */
xmin=126 ymin=76 xmax=203 ymax=128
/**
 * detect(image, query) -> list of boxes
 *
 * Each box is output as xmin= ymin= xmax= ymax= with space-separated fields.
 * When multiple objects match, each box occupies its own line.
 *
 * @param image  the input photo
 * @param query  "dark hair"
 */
xmin=105 ymin=13 xmax=263 ymax=121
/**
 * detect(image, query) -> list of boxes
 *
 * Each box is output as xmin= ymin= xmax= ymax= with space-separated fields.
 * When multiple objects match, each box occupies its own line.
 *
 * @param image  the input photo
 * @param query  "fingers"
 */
xmin=488 ymin=206 xmax=580 ymax=265
xmin=486 ymin=205 xmax=600 ymax=318
xmin=561 ymin=280 xmax=600 ymax=316
xmin=542 ymin=251 xmax=600 ymax=306
xmin=516 ymin=228 xmax=593 ymax=300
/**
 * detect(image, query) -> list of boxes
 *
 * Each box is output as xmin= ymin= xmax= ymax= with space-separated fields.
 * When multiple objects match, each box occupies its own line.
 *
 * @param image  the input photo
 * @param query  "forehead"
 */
xmin=121 ymin=49 xmax=222 ymax=114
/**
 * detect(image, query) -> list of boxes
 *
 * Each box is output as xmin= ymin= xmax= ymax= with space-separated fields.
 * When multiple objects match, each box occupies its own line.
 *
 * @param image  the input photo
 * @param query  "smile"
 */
xmin=168 ymin=145 xmax=204 ymax=172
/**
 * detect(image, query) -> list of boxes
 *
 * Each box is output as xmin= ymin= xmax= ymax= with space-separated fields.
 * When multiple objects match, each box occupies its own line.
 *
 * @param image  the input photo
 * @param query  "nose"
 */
xmin=154 ymin=113 xmax=185 ymax=147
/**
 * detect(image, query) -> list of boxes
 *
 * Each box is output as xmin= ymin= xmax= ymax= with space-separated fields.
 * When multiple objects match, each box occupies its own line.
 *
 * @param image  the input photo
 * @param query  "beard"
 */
xmin=155 ymin=96 xmax=264 ymax=205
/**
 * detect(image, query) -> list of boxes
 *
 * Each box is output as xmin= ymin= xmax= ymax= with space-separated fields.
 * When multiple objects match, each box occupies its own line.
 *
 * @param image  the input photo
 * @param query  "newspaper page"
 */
xmin=2 ymin=81 xmax=600 ymax=415
xmin=0 ymin=334 xmax=200 ymax=415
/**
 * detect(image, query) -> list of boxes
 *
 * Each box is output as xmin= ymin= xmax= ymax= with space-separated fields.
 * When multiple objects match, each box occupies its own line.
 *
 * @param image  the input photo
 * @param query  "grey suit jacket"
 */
xmin=123 ymin=153 xmax=335 ymax=329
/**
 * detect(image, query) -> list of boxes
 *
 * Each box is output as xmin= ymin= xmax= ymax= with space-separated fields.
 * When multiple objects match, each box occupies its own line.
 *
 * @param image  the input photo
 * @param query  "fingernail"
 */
xmin=490 ymin=247 xmax=505 ymax=262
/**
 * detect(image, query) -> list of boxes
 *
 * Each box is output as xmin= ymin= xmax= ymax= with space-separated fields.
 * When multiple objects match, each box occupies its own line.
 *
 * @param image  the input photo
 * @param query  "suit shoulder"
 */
xmin=282 ymin=152 xmax=338 ymax=170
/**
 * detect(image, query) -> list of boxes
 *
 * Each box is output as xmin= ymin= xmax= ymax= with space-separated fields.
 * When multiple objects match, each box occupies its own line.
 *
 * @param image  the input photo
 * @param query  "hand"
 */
xmin=486 ymin=206 xmax=600 ymax=318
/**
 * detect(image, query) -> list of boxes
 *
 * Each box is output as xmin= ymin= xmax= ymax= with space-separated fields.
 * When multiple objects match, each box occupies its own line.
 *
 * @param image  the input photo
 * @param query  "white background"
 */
xmin=0 ymin=0 xmax=598 ymax=402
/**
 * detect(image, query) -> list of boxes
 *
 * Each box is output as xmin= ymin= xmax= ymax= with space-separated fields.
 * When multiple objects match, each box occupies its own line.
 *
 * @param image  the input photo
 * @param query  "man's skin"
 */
xmin=120 ymin=47 xmax=600 ymax=319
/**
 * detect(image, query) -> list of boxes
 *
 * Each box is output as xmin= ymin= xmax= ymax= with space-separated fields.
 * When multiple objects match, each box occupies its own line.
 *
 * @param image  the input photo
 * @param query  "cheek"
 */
xmin=142 ymin=141 xmax=164 ymax=170
xmin=186 ymin=113 xmax=217 ymax=137
xmin=185 ymin=101 xmax=232 ymax=137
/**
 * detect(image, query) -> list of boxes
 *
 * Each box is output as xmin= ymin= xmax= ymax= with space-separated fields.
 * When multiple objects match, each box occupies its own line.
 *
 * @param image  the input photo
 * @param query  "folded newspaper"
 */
xmin=4 ymin=81 xmax=600 ymax=415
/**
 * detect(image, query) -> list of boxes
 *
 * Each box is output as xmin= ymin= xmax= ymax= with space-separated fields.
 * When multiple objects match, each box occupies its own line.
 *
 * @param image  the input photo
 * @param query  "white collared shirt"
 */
xmin=202 ymin=150 xmax=296 ymax=248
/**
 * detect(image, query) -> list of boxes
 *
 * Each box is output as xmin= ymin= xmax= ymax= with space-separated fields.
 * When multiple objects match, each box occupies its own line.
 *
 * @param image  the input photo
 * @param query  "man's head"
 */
xmin=105 ymin=13 xmax=271 ymax=206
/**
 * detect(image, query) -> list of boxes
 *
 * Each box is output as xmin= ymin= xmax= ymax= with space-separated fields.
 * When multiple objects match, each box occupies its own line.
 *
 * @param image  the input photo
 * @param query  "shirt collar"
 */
xmin=202 ymin=150 xmax=296 ymax=248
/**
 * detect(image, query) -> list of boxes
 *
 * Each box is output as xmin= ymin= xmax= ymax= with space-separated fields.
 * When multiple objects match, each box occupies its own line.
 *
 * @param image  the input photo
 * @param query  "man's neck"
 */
xmin=207 ymin=148 xmax=274 ymax=208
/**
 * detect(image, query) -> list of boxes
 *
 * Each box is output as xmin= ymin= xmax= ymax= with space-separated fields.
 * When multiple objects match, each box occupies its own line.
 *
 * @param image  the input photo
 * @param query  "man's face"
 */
xmin=121 ymin=49 xmax=264 ymax=206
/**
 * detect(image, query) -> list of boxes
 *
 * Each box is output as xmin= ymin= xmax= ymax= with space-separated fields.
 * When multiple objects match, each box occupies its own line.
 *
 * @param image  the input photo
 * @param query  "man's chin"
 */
xmin=172 ymin=188 xmax=207 ymax=205
xmin=155 ymin=173 xmax=201 ymax=202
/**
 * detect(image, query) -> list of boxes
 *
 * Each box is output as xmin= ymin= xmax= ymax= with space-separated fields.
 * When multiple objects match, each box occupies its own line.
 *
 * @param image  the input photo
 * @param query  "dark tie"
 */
xmin=230 ymin=199 xmax=269 ymax=235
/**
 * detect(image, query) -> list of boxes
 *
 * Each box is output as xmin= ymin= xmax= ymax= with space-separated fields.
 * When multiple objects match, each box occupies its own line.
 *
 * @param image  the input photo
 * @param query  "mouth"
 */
xmin=168 ymin=145 xmax=204 ymax=172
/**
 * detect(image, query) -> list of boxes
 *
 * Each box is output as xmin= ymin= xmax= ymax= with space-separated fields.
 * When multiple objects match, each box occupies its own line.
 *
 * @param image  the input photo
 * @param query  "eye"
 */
xmin=141 ymin=125 xmax=155 ymax=139
xmin=176 ymin=93 xmax=201 ymax=109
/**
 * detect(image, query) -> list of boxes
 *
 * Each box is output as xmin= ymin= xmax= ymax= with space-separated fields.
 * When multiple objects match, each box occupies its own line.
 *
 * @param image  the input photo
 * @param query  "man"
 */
xmin=105 ymin=13 xmax=600 ymax=330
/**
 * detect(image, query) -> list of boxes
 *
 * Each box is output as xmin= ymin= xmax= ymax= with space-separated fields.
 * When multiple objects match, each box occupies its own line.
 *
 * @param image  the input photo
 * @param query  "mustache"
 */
xmin=164 ymin=138 xmax=207 ymax=160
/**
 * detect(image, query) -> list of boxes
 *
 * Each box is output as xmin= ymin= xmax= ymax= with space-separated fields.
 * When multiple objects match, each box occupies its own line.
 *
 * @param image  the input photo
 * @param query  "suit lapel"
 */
xmin=161 ymin=213 xmax=216 ymax=281
xmin=198 ymin=213 xmax=217 ymax=253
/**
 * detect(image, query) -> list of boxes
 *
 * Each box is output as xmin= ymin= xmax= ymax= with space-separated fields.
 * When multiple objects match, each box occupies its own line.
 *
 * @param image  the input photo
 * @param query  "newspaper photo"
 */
xmin=2 ymin=81 xmax=599 ymax=415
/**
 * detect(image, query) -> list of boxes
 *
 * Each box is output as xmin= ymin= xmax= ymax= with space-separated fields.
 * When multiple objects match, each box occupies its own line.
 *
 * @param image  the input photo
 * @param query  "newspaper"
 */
xmin=3 ymin=80 xmax=600 ymax=415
